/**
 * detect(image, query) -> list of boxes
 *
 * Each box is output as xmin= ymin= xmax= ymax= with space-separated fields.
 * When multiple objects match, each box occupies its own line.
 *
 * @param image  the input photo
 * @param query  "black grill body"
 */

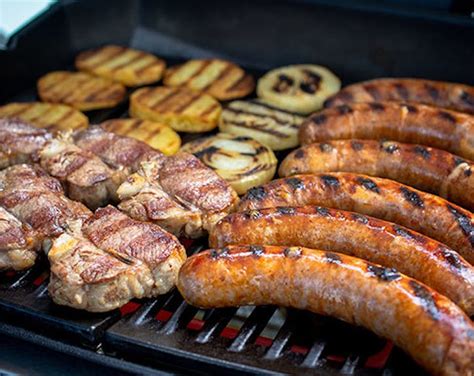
xmin=0 ymin=0 xmax=472 ymax=374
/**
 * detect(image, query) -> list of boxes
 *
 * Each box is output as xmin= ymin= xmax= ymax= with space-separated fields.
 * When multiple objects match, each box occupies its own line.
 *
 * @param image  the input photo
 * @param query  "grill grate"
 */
xmin=0 ymin=61 xmax=425 ymax=375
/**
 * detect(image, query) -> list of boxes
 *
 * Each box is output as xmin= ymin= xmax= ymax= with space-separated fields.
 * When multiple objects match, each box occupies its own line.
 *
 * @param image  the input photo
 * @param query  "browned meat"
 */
xmin=118 ymin=153 xmax=239 ymax=238
xmin=238 ymin=173 xmax=474 ymax=264
xmin=299 ymin=102 xmax=474 ymax=160
xmin=0 ymin=164 xmax=91 ymax=249
xmin=0 ymin=118 xmax=52 ymax=168
xmin=324 ymin=78 xmax=474 ymax=114
xmin=48 ymin=206 xmax=186 ymax=312
xmin=73 ymin=126 xmax=165 ymax=175
xmin=0 ymin=205 xmax=39 ymax=270
xmin=39 ymin=136 xmax=118 ymax=209
xmin=279 ymin=140 xmax=474 ymax=211
xmin=178 ymin=245 xmax=474 ymax=376
xmin=210 ymin=206 xmax=474 ymax=315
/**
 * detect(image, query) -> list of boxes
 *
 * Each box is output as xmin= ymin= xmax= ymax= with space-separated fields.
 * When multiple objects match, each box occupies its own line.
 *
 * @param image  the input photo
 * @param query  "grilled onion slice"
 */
xmin=100 ymin=118 xmax=181 ymax=155
xmin=257 ymin=64 xmax=341 ymax=114
xmin=219 ymin=99 xmax=304 ymax=150
xmin=181 ymin=133 xmax=277 ymax=195
xmin=0 ymin=102 xmax=88 ymax=132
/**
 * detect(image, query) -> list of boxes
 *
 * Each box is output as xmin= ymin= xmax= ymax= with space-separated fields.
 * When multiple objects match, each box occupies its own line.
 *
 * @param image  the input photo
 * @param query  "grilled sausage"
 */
xmin=279 ymin=140 xmax=474 ymax=211
xmin=299 ymin=102 xmax=474 ymax=160
xmin=210 ymin=206 xmax=474 ymax=315
xmin=178 ymin=245 xmax=474 ymax=376
xmin=239 ymin=173 xmax=474 ymax=264
xmin=323 ymin=78 xmax=474 ymax=114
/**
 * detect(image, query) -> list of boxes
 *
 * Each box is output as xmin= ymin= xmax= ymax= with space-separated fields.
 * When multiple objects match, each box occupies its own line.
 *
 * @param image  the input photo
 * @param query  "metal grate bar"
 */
xmin=8 ymin=266 xmax=43 ymax=289
xmin=195 ymin=308 xmax=237 ymax=344
xmin=228 ymin=306 xmax=276 ymax=353
xmin=301 ymin=340 xmax=326 ymax=368
xmin=340 ymin=354 xmax=360 ymax=374
xmin=158 ymin=300 xmax=198 ymax=335
xmin=263 ymin=320 xmax=294 ymax=360
xmin=132 ymin=294 xmax=173 ymax=326
xmin=33 ymin=279 xmax=50 ymax=297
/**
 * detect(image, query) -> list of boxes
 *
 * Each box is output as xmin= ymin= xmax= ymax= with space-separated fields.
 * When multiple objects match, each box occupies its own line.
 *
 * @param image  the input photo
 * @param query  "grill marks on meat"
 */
xmin=323 ymin=78 xmax=474 ymax=114
xmin=177 ymin=245 xmax=474 ymax=376
xmin=0 ymin=206 xmax=39 ymax=270
xmin=299 ymin=101 xmax=474 ymax=160
xmin=73 ymin=126 xmax=165 ymax=174
xmin=238 ymin=173 xmax=474 ymax=264
xmin=0 ymin=118 xmax=52 ymax=168
xmin=48 ymin=206 xmax=186 ymax=312
xmin=39 ymin=136 xmax=117 ymax=209
xmin=279 ymin=139 xmax=474 ymax=211
xmin=210 ymin=206 xmax=474 ymax=315
xmin=0 ymin=165 xmax=91 ymax=239
xmin=0 ymin=164 xmax=91 ymax=270
xmin=118 ymin=153 xmax=239 ymax=238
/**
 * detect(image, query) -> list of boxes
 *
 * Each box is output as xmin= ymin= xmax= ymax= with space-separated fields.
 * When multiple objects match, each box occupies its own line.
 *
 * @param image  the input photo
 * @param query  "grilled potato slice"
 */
xmin=100 ymin=118 xmax=181 ymax=155
xmin=37 ymin=71 xmax=126 ymax=111
xmin=130 ymin=86 xmax=221 ymax=133
xmin=219 ymin=99 xmax=304 ymax=150
xmin=0 ymin=102 xmax=88 ymax=132
xmin=257 ymin=64 xmax=341 ymax=114
xmin=75 ymin=45 xmax=166 ymax=87
xmin=164 ymin=59 xmax=255 ymax=100
xmin=181 ymin=133 xmax=277 ymax=194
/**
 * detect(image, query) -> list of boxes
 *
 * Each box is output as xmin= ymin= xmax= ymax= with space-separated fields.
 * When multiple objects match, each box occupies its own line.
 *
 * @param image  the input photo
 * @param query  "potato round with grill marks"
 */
xmin=163 ymin=59 xmax=255 ymax=100
xmin=37 ymin=71 xmax=126 ymax=111
xmin=0 ymin=102 xmax=88 ymax=132
xmin=219 ymin=99 xmax=304 ymax=150
xmin=130 ymin=86 xmax=222 ymax=133
xmin=75 ymin=45 xmax=166 ymax=87
xmin=181 ymin=133 xmax=277 ymax=195
xmin=100 ymin=118 xmax=181 ymax=156
xmin=257 ymin=64 xmax=341 ymax=114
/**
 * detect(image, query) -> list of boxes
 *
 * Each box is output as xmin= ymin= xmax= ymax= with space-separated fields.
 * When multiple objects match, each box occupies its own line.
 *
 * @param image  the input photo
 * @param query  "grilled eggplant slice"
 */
xmin=219 ymin=99 xmax=304 ymax=150
xmin=0 ymin=102 xmax=88 ymax=132
xmin=163 ymin=59 xmax=255 ymax=100
xmin=181 ymin=133 xmax=277 ymax=194
xmin=37 ymin=71 xmax=126 ymax=111
xmin=75 ymin=45 xmax=166 ymax=87
xmin=257 ymin=64 xmax=341 ymax=114
xmin=100 ymin=118 xmax=181 ymax=156
xmin=130 ymin=86 xmax=221 ymax=133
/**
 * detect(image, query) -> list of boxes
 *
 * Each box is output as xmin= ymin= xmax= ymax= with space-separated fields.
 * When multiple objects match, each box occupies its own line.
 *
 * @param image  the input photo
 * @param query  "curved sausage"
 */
xmin=178 ymin=245 xmax=474 ymax=376
xmin=210 ymin=206 xmax=474 ymax=315
xmin=278 ymin=140 xmax=474 ymax=211
xmin=239 ymin=173 xmax=474 ymax=264
xmin=323 ymin=78 xmax=474 ymax=114
xmin=299 ymin=102 xmax=474 ymax=160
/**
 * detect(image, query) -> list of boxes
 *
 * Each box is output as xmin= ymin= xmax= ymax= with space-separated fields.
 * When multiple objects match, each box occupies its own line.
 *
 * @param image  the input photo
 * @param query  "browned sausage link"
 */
xmin=323 ymin=78 xmax=474 ymax=114
xmin=299 ymin=102 xmax=474 ymax=160
xmin=239 ymin=173 xmax=474 ymax=264
xmin=178 ymin=245 xmax=474 ymax=376
xmin=278 ymin=140 xmax=474 ymax=211
xmin=210 ymin=206 xmax=474 ymax=315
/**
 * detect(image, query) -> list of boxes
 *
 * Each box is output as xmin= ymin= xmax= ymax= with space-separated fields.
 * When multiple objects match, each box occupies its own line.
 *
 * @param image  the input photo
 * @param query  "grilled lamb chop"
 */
xmin=73 ymin=125 xmax=164 ymax=176
xmin=39 ymin=136 xmax=118 ymax=209
xmin=0 ymin=206 xmax=39 ymax=270
xmin=0 ymin=164 xmax=91 ymax=254
xmin=48 ymin=206 xmax=186 ymax=312
xmin=118 ymin=153 xmax=239 ymax=238
xmin=0 ymin=118 xmax=52 ymax=168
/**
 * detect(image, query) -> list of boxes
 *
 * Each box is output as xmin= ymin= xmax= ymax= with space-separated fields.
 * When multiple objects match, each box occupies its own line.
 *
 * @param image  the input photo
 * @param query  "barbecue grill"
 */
xmin=1 ymin=1 xmax=473 ymax=374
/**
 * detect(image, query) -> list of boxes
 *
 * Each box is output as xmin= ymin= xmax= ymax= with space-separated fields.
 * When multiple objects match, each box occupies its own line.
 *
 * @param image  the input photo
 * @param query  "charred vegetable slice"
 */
xmin=219 ymin=99 xmax=304 ymax=150
xmin=181 ymin=133 xmax=277 ymax=194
